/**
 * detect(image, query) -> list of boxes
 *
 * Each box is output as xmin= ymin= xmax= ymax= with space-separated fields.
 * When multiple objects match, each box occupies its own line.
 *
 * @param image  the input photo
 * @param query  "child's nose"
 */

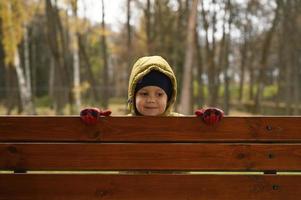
xmin=146 ymin=96 xmax=156 ymax=103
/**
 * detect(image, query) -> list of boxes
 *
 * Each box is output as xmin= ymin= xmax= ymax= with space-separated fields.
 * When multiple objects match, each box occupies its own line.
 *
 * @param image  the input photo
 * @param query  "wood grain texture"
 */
xmin=1 ymin=174 xmax=300 ymax=200
xmin=0 ymin=116 xmax=301 ymax=142
xmin=1 ymin=143 xmax=301 ymax=171
xmin=1 ymin=116 xmax=301 ymax=199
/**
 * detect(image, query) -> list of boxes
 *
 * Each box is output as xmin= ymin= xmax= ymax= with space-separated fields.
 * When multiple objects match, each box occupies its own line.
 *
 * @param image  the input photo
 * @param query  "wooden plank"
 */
xmin=1 ymin=143 xmax=301 ymax=171
xmin=0 ymin=116 xmax=301 ymax=142
xmin=0 ymin=174 xmax=300 ymax=200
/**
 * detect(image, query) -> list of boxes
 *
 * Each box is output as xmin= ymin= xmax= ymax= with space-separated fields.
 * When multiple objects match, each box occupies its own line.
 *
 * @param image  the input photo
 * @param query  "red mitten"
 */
xmin=80 ymin=108 xmax=101 ymax=125
xmin=195 ymin=107 xmax=224 ymax=125
xmin=80 ymin=108 xmax=112 ymax=125
xmin=101 ymin=109 xmax=112 ymax=116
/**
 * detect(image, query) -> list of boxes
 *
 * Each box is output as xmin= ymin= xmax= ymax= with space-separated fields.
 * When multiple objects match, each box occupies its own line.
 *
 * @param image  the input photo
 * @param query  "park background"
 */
xmin=0 ymin=0 xmax=300 ymax=115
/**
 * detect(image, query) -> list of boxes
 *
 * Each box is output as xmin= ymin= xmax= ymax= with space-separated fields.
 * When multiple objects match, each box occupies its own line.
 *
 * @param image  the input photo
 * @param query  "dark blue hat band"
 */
xmin=135 ymin=70 xmax=172 ymax=100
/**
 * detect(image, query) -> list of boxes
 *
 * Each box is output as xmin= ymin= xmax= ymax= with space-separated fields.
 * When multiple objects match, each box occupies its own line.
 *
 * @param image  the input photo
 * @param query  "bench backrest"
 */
xmin=1 ymin=116 xmax=301 ymax=199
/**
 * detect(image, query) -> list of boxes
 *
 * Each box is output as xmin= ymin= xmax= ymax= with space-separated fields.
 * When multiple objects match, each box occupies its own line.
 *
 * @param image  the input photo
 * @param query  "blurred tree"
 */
xmin=200 ymin=0 xmax=220 ymax=106
xmin=278 ymin=0 xmax=301 ymax=114
xmin=126 ymin=0 xmax=133 ymax=75
xmin=221 ymin=0 xmax=234 ymax=115
xmin=237 ymin=1 xmax=253 ymax=102
xmin=70 ymin=0 xmax=81 ymax=112
xmin=195 ymin=23 xmax=205 ymax=108
xmin=0 ymin=0 xmax=300 ymax=116
xmin=254 ymin=0 xmax=280 ymax=113
xmin=145 ymin=0 xmax=152 ymax=54
xmin=100 ymin=0 xmax=109 ymax=108
xmin=45 ymin=0 xmax=75 ymax=114
xmin=0 ymin=18 xmax=6 ymax=102
xmin=178 ymin=0 xmax=198 ymax=114
xmin=0 ymin=0 xmax=35 ymax=114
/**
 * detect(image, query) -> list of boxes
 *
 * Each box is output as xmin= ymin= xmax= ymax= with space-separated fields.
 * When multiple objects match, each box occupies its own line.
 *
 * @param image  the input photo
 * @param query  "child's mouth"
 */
xmin=145 ymin=107 xmax=157 ymax=109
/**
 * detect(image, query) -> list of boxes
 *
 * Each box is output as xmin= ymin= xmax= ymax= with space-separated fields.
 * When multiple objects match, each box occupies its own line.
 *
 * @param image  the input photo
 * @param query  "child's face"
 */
xmin=135 ymin=86 xmax=168 ymax=116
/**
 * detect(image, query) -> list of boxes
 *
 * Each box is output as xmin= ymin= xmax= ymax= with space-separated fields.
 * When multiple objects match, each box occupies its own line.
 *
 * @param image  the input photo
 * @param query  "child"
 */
xmin=80 ymin=56 xmax=223 ymax=124
xmin=127 ymin=55 xmax=180 ymax=116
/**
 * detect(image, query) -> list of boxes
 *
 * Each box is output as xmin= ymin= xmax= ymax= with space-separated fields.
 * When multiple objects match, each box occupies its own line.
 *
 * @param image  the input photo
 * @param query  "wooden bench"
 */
xmin=1 ymin=116 xmax=301 ymax=199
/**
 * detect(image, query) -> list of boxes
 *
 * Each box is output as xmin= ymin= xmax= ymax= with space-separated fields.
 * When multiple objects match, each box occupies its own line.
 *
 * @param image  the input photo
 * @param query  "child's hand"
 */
xmin=80 ymin=108 xmax=111 ymax=125
xmin=195 ymin=108 xmax=224 ymax=125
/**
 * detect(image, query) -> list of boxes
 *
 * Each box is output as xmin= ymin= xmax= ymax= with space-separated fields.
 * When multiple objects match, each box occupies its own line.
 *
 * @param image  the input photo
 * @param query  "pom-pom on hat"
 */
xmin=134 ymin=70 xmax=172 ymax=100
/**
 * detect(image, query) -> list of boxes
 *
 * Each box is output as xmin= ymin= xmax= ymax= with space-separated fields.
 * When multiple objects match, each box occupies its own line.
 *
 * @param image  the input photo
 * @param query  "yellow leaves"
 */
xmin=0 ymin=0 xmax=27 ymax=65
xmin=69 ymin=0 xmax=78 ymax=13
xmin=80 ymin=81 xmax=91 ymax=93
xmin=72 ymin=81 xmax=91 ymax=98
xmin=99 ymin=26 xmax=111 ymax=37
xmin=86 ymin=25 xmax=112 ymax=48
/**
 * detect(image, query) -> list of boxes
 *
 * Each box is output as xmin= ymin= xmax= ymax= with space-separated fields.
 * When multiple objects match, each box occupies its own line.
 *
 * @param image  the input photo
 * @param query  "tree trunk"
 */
xmin=77 ymin=34 xmax=99 ymax=102
xmin=178 ymin=0 xmax=198 ymax=114
xmin=23 ymin=24 xmax=35 ymax=114
xmin=247 ymin=41 xmax=256 ymax=102
xmin=5 ymin=66 xmax=17 ymax=114
xmin=222 ymin=0 xmax=232 ymax=115
xmin=276 ymin=25 xmax=285 ymax=109
xmin=223 ymin=39 xmax=230 ymax=115
xmin=45 ymin=0 xmax=67 ymax=114
xmin=126 ymin=0 xmax=132 ymax=80
xmin=210 ymin=0 xmax=219 ymax=106
xmin=71 ymin=0 xmax=81 ymax=112
xmin=145 ymin=0 xmax=152 ymax=54
xmin=195 ymin=27 xmax=204 ymax=107
xmin=101 ymin=0 xmax=109 ymax=108
xmin=290 ymin=1 xmax=300 ymax=115
xmin=14 ymin=49 xmax=34 ymax=114
xmin=171 ymin=0 xmax=186 ymax=105
xmin=1 ymin=1 xmax=34 ymax=114
xmin=238 ymin=3 xmax=252 ymax=103
xmin=73 ymin=45 xmax=81 ymax=111
xmin=127 ymin=0 xmax=132 ymax=59
xmin=30 ymin=34 xmax=37 ymax=109
xmin=201 ymin=0 xmax=218 ymax=107
xmin=254 ymin=2 xmax=280 ymax=114
xmin=48 ymin=58 xmax=55 ymax=110
xmin=238 ymin=29 xmax=247 ymax=102
xmin=55 ymin=1 xmax=73 ymax=113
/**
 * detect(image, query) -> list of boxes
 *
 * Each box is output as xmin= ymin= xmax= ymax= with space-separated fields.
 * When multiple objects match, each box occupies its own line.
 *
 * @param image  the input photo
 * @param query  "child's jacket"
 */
xmin=128 ymin=56 xmax=181 ymax=116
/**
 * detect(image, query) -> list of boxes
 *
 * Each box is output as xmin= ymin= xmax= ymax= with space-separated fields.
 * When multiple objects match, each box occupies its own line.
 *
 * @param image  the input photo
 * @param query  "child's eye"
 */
xmin=157 ymin=93 xmax=164 ymax=97
xmin=139 ymin=92 xmax=148 ymax=96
